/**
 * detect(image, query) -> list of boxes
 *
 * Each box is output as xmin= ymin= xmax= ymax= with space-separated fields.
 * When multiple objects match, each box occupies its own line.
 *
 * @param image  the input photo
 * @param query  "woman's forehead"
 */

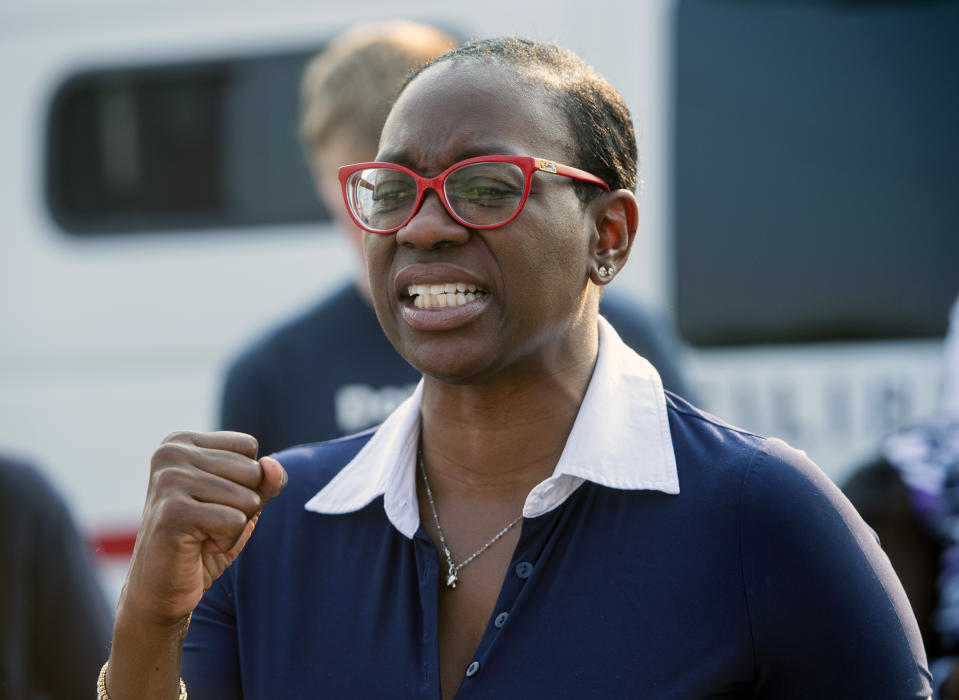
xmin=378 ymin=61 xmax=572 ymax=168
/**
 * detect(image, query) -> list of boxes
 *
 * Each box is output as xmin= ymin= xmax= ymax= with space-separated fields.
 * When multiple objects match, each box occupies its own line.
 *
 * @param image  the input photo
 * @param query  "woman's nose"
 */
xmin=395 ymin=190 xmax=470 ymax=250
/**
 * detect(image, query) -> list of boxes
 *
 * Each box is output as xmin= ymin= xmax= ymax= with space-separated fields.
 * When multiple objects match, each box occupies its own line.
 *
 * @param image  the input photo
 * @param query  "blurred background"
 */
xmin=0 ymin=0 xmax=956 ymax=605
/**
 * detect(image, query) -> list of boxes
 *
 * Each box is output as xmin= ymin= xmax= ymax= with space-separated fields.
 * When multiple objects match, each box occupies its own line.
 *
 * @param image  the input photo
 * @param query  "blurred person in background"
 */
xmin=218 ymin=20 xmax=691 ymax=456
xmin=0 ymin=454 xmax=112 ymax=699
xmin=844 ymin=291 xmax=959 ymax=698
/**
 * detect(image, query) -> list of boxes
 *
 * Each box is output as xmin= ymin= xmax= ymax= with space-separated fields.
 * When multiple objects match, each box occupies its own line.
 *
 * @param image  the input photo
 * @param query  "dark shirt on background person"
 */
xmin=842 ymin=292 xmax=959 ymax=697
xmin=0 ymin=455 xmax=113 ymax=700
xmin=219 ymin=281 xmax=691 ymax=455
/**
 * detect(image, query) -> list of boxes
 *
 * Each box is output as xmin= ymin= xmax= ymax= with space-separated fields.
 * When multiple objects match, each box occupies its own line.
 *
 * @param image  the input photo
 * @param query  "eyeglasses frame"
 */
xmin=337 ymin=155 xmax=610 ymax=235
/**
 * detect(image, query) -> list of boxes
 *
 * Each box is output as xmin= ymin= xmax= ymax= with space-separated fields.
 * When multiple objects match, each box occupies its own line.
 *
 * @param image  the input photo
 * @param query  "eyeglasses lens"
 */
xmin=347 ymin=162 xmax=527 ymax=231
xmin=347 ymin=168 xmax=417 ymax=233
xmin=444 ymin=162 xmax=525 ymax=227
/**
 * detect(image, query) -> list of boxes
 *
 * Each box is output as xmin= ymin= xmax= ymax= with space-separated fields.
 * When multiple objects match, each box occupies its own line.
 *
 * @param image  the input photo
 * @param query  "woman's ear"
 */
xmin=587 ymin=189 xmax=639 ymax=285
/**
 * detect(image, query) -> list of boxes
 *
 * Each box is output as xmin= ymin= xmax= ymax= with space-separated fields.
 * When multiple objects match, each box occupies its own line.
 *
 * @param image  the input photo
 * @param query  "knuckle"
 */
xmin=150 ymin=442 xmax=190 ymax=471
xmin=150 ymin=464 xmax=190 ymax=493
xmin=160 ymin=429 xmax=195 ymax=445
xmin=152 ymin=493 xmax=189 ymax=524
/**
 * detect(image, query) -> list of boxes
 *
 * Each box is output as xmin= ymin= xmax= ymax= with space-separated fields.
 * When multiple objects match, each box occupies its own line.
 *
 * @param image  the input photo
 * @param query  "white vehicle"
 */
xmin=1 ymin=0 xmax=955 ymax=600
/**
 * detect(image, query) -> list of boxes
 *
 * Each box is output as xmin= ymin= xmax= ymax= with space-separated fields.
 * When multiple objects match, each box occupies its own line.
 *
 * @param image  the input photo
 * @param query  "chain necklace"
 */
xmin=418 ymin=447 xmax=523 ymax=589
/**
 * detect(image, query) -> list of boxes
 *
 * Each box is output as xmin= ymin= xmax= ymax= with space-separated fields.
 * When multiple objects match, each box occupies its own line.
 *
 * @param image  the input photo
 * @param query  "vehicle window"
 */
xmin=674 ymin=0 xmax=959 ymax=346
xmin=46 ymin=48 xmax=329 ymax=234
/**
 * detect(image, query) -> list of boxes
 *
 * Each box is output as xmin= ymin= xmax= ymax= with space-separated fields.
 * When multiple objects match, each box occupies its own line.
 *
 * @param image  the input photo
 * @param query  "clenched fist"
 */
xmin=119 ymin=430 xmax=287 ymax=628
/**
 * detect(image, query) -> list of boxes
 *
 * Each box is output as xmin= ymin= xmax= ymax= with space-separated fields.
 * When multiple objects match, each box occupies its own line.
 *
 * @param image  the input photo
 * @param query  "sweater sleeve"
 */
xmin=740 ymin=438 xmax=932 ymax=699
xmin=181 ymin=570 xmax=243 ymax=699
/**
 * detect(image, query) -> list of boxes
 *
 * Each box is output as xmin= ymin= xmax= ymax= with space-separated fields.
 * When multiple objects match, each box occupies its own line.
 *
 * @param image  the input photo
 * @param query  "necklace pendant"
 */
xmin=445 ymin=571 xmax=459 ymax=589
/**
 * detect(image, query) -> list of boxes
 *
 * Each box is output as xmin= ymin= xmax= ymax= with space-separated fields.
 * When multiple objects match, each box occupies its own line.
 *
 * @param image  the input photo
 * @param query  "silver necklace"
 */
xmin=418 ymin=447 xmax=523 ymax=589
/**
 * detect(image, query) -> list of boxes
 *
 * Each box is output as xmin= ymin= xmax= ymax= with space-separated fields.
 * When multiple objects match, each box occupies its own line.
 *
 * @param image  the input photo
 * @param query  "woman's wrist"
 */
xmin=104 ymin=608 xmax=191 ymax=700
xmin=99 ymin=660 xmax=187 ymax=700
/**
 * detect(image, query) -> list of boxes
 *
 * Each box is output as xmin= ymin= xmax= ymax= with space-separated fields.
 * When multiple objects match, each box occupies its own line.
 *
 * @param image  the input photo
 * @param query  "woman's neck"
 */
xmin=418 ymin=331 xmax=598 ymax=499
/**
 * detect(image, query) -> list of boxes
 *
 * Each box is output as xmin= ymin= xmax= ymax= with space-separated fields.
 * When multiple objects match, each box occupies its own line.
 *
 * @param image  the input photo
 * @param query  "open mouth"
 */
xmin=406 ymin=282 xmax=488 ymax=309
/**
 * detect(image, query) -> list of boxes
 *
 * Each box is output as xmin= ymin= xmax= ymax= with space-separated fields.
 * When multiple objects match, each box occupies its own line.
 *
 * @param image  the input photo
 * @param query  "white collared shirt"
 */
xmin=304 ymin=316 xmax=679 ymax=538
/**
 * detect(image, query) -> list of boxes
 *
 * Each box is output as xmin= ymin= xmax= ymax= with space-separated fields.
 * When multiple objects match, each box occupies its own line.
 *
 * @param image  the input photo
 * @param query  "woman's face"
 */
xmin=365 ymin=61 xmax=600 ymax=384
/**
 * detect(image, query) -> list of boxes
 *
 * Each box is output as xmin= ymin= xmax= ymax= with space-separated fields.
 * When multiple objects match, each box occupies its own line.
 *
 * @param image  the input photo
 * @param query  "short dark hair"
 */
xmin=403 ymin=37 xmax=638 ymax=205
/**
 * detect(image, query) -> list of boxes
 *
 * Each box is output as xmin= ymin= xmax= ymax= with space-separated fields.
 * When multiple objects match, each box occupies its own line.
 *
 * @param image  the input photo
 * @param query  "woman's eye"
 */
xmin=372 ymin=180 xmax=415 ymax=206
xmin=373 ymin=182 xmax=412 ymax=200
xmin=457 ymin=179 xmax=521 ymax=204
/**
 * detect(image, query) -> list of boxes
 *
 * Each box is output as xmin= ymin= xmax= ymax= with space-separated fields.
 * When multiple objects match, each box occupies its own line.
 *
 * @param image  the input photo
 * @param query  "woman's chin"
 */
xmin=408 ymin=349 xmax=494 ymax=386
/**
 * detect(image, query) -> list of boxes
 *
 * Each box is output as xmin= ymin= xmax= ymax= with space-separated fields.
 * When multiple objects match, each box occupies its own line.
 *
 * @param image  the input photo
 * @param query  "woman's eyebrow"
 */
xmin=373 ymin=149 xmax=413 ymax=167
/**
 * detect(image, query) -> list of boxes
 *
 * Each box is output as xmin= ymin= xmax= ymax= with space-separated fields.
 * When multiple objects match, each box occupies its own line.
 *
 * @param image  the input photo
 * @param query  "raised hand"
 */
xmin=119 ymin=430 xmax=286 ymax=625
xmin=106 ymin=430 xmax=286 ymax=699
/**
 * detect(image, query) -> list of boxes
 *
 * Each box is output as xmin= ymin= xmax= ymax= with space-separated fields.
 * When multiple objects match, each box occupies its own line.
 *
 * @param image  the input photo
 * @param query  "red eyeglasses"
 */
xmin=338 ymin=155 xmax=609 ymax=234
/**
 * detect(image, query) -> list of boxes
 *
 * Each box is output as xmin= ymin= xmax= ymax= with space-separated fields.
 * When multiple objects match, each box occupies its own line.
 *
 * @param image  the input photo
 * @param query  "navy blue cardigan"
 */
xmin=183 ymin=393 xmax=931 ymax=698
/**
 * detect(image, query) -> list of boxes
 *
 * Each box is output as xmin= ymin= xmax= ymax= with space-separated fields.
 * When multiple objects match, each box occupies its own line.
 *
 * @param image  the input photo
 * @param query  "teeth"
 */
xmin=406 ymin=282 xmax=485 ymax=309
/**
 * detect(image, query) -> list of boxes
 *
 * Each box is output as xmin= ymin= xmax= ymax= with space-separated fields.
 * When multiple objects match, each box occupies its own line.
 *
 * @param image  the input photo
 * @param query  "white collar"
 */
xmin=304 ymin=316 xmax=679 ymax=538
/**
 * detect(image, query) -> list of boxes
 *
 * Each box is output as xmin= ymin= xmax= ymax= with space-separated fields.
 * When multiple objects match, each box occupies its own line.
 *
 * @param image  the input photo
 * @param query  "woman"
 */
xmin=102 ymin=39 xmax=930 ymax=699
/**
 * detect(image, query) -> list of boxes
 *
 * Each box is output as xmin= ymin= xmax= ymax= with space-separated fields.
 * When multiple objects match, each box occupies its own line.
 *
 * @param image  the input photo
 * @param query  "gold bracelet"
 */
xmin=98 ymin=660 xmax=187 ymax=699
